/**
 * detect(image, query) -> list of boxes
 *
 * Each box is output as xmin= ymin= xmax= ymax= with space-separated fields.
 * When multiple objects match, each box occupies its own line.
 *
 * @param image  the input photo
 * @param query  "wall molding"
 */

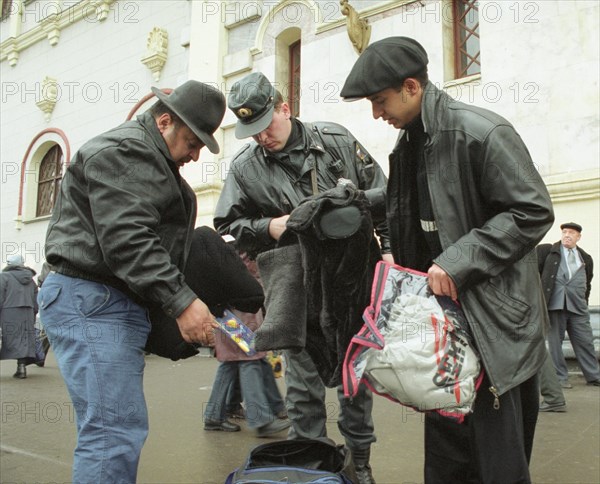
xmin=544 ymin=170 xmax=600 ymax=203
xmin=1 ymin=0 xmax=115 ymax=66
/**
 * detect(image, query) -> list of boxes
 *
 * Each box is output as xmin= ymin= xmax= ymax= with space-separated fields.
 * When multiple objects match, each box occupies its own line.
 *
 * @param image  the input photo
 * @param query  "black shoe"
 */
xmin=355 ymin=465 xmax=377 ymax=484
xmin=204 ymin=419 xmax=240 ymax=432
xmin=226 ymin=407 xmax=246 ymax=419
xmin=352 ymin=447 xmax=376 ymax=484
xmin=256 ymin=419 xmax=291 ymax=437
xmin=13 ymin=363 xmax=27 ymax=379
xmin=559 ymin=380 xmax=573 ymax=389
xmin=539 ymin=401 xmax=567 ymax=412
xmin=587 ymin=380 xmax=600 ymax=387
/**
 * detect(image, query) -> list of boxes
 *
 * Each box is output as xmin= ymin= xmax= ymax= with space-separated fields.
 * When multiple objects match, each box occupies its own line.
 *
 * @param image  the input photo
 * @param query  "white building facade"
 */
xmin=1 ymin=0 xmax=599 ymax=309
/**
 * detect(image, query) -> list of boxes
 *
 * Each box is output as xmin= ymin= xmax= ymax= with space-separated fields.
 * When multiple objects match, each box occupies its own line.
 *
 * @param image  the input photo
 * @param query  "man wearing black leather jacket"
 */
xmin=214 ymin=72 xmax=391 ymax=484
xmin=342 ymin=37 xmax=554 ymax=483
xmin=38 ymin=81 xmax=226 ymax=483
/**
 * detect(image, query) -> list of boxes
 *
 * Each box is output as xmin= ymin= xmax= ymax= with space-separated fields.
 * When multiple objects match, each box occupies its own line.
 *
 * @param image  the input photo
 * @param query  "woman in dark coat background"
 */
xmin=0 ymin=254 xmax=38 ymax=378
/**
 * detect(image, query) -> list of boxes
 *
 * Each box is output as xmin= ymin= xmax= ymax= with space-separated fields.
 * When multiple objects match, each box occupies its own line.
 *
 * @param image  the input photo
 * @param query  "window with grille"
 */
xmin=453 ymin=0 xmax=481 ymax=78
xmin=36 ymin=144 xmax=63 ymax=217
xmin=1 ymin=0 xmax=13 ymax=20
xmin=289 ymin=40 xmax=301 ymax=117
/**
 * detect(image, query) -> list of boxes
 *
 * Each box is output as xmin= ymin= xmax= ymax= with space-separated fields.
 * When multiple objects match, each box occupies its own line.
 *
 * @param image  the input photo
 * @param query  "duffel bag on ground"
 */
xmin=225 ymin=437 xmax=356 ymax=483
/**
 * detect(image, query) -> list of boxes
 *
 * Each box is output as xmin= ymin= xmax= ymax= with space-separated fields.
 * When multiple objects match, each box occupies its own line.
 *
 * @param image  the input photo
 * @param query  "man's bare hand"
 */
xmin=381 ymin=253 xmax=395 ymax=264
xmin=427 ymin=263 xmax=458 ymax=301
xmin=176 ymin=298 xmax=218 ymax=346
xmin=268 ymin=215 xmax=290 ymax=241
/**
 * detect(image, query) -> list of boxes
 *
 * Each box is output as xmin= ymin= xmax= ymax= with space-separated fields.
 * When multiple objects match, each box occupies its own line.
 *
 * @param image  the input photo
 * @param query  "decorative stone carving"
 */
xmin=36 ymin=77 xmax=59 ymax=122
xmin=41 ymin=15 xmax=61 ymax=47
xmin=92 ymin=0 xmax=116 ymax=21
xmin=340 ymin=0 xmax=371 ymax=54
xmin=141 ymin=27 xmax=168 ymax=82
xmin=4 ymin=38 xmax=20 ymax=67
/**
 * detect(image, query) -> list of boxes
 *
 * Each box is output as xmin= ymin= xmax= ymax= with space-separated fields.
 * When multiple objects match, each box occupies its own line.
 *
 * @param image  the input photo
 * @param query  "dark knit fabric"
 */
xmin=255 ymin=238 xmax=307 ymax=353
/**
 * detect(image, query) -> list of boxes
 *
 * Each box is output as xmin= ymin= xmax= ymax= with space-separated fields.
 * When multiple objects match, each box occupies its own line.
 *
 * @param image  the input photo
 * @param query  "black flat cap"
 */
xmin=560 ymin=222 xmax=582 ymax=232
xmin=341 ymin=36 xmax=428 ymax=100
xmin=228 ymin=72 xmax=276 ymax=139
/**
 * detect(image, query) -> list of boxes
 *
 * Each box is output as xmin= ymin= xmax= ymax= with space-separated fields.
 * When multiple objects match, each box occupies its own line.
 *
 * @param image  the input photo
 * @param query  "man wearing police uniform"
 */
xmin=214 ymin=72 xmax=391 ymax=484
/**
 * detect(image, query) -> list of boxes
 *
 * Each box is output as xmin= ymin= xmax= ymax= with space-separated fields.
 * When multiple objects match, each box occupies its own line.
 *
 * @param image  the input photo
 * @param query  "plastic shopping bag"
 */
xmin=343 ymin=261 xmax=482 ymax=422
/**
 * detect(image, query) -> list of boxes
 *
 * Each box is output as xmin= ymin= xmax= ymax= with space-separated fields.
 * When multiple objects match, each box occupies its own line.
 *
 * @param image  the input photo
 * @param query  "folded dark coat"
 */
xmin=255 ymin=240 xmax=306 ymax=353
xmin=145 ymin=226 xmax=264 ymax=360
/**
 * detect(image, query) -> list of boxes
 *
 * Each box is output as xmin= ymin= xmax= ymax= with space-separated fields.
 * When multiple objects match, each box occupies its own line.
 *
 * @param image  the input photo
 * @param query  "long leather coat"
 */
xmin=387 ymin=83 xmax=554 ymax=396
xmin=214 ymin=120 xmax=390 ymax=257
xmin=44 ymin=112 xmax=198 ymax=319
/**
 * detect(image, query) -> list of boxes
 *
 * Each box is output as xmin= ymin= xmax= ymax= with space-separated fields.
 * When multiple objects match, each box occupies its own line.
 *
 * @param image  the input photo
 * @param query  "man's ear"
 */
xmin=403 ymin=78 xmax=421 ymax=96
xmin=280 ymin=102 xmax=291 ymax=118
xmin=155 ymin=113 xmax=172 ymax=133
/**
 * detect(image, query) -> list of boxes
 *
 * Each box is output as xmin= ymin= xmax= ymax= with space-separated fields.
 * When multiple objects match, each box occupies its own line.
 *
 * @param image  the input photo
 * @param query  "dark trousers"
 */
xmin=424 ymin=374 xmax=539 ymax=484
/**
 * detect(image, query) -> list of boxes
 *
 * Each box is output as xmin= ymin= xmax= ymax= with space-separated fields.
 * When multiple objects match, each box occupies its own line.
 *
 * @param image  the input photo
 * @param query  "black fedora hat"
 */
xmin=151 ymin=80 xmax=226 ymax=154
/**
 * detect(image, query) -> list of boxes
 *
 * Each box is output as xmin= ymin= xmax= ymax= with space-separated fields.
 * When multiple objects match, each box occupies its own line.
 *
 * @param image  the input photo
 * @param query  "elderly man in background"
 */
xmin=537 ymin=222 xmax=600 ymax=389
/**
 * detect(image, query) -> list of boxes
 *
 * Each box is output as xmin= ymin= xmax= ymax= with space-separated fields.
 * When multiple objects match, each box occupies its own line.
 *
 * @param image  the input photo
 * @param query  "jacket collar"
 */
xmin=420 ymin=81 xmax=453 ymax=143
xmin=303 ymin=122 xmax=327 ymax=155
xmin=392 ymin=81 xmax=451 ymax=152
xmin=261 ymin=120 xmax=327 ymax=159
xmin=137 ymin=112 xmax=177 ymax=166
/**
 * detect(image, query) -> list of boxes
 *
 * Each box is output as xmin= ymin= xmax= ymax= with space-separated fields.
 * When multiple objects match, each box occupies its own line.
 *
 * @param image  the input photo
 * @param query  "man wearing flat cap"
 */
xmin=342 ymin=37 xmax=555 ymax=483
xmin=537 ymin=223 xmax=600 ymax=390
xmin=214 ymin=71 xmax=391 ymax=484
xmin=38 ymin=80 xmax=226 ymax=482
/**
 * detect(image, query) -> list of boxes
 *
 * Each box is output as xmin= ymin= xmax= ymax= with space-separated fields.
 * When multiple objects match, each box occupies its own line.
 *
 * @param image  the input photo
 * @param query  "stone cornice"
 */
xmin=0 ymin=0 xmax=115 ymax=66
xmin=194 ymin=182 xmax=223 ymax=196
xmin=544 ymin=169 xmax=600 ymax=203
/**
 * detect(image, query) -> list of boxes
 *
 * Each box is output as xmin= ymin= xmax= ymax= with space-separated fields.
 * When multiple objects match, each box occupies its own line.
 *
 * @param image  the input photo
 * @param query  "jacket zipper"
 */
xmin=489 ymin=386 xmax=500 ymax=410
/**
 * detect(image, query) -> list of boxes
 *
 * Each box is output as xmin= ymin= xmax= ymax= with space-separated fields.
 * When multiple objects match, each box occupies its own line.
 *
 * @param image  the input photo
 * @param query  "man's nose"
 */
xmin=256 ymin=131 xmax=268 ymax=143
xmin=190 ymin=147 xmax=201 ymax=162
xmin=371 ymin=103 xmax=383 ymax=120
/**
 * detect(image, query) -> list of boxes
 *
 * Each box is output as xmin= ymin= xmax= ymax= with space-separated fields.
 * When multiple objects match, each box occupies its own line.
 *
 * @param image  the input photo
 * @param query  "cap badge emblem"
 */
xmin=237 ymin=107 xmax=253 ymax=118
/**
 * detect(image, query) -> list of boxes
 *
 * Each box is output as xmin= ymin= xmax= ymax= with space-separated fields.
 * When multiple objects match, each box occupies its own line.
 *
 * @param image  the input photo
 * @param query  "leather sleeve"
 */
xmin=434 ymin=125 xmax=555 ymax=291
xmin=82 ymin=139 xmax=196 ymax=318
xmin=213 ymin=152 xmax=276 ymax=257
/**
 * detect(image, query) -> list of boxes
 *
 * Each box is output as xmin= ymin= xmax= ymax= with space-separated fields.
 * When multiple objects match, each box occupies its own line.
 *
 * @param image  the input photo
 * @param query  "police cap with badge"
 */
xmin=229 ymin=72 xmax=276 ymax=139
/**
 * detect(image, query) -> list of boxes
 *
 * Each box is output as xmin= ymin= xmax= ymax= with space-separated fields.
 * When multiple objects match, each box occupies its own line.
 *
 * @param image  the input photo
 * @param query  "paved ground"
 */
xmin=1 ymin=352 xmax=598 ymax=484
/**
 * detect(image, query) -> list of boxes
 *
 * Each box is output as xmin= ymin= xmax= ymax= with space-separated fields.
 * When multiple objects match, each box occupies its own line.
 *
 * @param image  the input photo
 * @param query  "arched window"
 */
xmin=274 ymin=28 xmax=301 ymax=116
xmin=36 ymin=144 xmax=63 ymax=217
xmin=289 ymin=40 xmax=301 ymax=118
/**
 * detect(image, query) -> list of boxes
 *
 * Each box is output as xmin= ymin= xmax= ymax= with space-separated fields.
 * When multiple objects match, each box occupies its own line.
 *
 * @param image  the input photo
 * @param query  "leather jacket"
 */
xmin=214 ymin=120 xmax=390 ymax=257
xmin=387 ymin=83 xmax=555 ymax=396
xmin=45 ymin=112 xmax=198 ymax=319
xmin=537 ymin=242 xmax=594 ymax=304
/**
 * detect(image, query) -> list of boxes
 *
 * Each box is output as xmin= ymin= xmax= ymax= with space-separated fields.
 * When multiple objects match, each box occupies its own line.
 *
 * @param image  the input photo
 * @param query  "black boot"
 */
xmin=13 ymin=363 xmax=27 ymax=379
xmin=352 ymin=447 xmax=376 ymax=484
